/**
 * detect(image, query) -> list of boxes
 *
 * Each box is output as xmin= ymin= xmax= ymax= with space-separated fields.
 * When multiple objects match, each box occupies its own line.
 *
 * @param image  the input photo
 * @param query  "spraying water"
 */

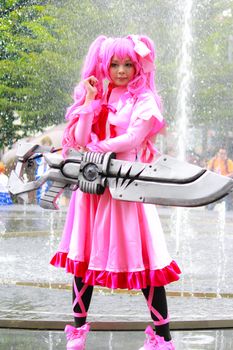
xmin=216 ymin=201 xmax=227 ymax=298
xmin=175 ymin=0 xmax=193 ymax=161
xmin=174 ymin=0 xmax=194 ymax=256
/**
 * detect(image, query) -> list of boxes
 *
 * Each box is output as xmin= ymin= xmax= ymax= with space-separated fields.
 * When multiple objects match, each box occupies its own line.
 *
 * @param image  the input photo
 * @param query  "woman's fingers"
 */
xmin=83 ymin=76 xmax=98 ymax=87
xmin=83 ymin=76 xmax=98 ymax=97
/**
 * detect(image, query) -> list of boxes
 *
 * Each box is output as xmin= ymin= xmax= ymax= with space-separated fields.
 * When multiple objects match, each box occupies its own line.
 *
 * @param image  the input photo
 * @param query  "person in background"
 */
xmin=207 ymin=147 xmax=233 ymax=211
xmin=0 ymin=161 xmax=13 ymax=205
xmin=35 ymin=136 xmax=53 ymax=203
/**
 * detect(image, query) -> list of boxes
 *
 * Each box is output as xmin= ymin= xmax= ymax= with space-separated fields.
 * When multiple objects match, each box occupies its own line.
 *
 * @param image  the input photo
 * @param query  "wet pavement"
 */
xmin=0 ymin=328 xmax=233 ymax=350
xmin=1 ymin=284 xmax=233 ymax=329
xmin=0 ymin=204 xmax=233 ymax=348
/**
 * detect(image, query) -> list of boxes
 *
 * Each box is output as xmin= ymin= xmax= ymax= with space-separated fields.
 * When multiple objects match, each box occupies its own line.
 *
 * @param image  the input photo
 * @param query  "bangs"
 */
xmin=101 ymin=37 xmax=140 ymax=78
xmin=111 ymin=38 xmax=137 ymax=62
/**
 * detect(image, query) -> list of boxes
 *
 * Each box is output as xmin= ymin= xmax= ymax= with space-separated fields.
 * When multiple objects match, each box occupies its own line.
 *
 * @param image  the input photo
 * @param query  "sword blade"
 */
xmin=107 ymin=155 xmax=233 ymax=207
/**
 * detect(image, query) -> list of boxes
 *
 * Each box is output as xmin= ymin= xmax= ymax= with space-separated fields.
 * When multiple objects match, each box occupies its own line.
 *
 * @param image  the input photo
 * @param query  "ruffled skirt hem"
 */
xmin=50 ymin=252 xmax=181 ymax=290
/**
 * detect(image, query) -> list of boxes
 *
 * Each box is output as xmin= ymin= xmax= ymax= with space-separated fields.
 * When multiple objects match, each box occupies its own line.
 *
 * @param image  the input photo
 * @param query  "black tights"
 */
xmin=72 ymin=277 xmax=93 ymax=328
xmin=142 ymin=286 xmax=171 ymax=341
xmin=73 ymin=277 xmax=171 ymax=341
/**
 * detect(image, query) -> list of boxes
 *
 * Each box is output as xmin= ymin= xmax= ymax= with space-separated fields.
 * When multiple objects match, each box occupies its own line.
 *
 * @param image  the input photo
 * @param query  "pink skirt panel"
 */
xmin=50 ymin=252 xmax=181 ymax=290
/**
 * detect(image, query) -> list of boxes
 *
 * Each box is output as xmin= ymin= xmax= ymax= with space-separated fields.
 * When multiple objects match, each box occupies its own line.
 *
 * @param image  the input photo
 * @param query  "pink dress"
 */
xmin=50 ymin=86 xmax=181 ymax=290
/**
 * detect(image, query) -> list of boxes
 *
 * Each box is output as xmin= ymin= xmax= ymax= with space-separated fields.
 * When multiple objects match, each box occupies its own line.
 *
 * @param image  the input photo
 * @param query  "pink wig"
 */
xmin=65 ymin=34 xmax=162 ymax=121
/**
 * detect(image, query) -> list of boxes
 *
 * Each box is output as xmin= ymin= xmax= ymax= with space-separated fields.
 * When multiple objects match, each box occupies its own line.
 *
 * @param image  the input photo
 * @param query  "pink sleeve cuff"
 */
xmin=62 ymin=100 xmax=101 ymax=152
xmin=70 ymin=100 xmax=101 ymax=117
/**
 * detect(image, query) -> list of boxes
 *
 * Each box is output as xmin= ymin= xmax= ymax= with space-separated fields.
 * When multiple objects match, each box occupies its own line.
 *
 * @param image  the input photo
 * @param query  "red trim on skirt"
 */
xmin=50 ymin=252 xmax=181 ymax=290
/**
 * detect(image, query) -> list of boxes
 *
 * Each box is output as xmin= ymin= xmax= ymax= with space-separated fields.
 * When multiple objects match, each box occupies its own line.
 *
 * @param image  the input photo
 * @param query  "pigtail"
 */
xmin=65 ymin=35 xmax=107 ymax=121
xmin=81 ymin=35 xmax=107 ymax=97
xmin=138 ymin=35 xmax=163 ymax=113
xmin=81 ymin=35 xmax=107 ymax=77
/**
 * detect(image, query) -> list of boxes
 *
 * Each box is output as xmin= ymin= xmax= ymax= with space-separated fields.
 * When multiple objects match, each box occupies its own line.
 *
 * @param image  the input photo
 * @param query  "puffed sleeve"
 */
xmin=130 ymin=92 xmax=164 ymax=135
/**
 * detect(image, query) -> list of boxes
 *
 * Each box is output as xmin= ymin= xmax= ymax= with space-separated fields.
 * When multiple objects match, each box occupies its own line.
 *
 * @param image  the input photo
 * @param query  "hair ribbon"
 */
xmin=128 ymin=35 xmax=155 ymax=73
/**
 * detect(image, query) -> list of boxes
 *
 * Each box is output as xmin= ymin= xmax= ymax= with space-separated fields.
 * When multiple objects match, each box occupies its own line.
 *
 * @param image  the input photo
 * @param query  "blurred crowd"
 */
xmin=205 ymin=147 xmax=233 ymax=211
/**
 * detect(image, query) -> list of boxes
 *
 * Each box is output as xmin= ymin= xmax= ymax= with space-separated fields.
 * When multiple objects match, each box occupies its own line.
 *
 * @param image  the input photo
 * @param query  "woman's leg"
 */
xmin=142 ymin=286 xmax=171 ymax=341
xmin=72 ymin=276 xmax=94 ymax=328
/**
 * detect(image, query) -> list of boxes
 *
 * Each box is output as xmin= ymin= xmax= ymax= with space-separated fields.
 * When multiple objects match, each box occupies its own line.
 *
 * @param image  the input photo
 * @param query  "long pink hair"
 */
xmin=65 ymin=34 xmax=162 ymax=120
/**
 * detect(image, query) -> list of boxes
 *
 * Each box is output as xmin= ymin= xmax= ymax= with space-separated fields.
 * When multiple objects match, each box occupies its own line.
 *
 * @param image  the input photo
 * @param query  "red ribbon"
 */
xmin=93 ymin=84 xmax=117 ymax=140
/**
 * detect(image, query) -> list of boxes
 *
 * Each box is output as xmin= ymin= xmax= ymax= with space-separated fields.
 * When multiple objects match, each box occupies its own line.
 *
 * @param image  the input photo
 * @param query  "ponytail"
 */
xmin=65 ymin=36 xmax=107 ymax=120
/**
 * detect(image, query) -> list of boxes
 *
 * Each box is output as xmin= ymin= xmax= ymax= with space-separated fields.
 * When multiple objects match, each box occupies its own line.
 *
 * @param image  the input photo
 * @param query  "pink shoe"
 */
xmin=65 ymin=323 xmax=90 ymax=350
xmin=139 ymin=326 xmax=175 ymax=350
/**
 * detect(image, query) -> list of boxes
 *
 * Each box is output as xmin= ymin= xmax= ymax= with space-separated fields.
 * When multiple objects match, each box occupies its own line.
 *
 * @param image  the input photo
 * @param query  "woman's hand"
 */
xmin=83 ymin=76 xmax=98 ymax=104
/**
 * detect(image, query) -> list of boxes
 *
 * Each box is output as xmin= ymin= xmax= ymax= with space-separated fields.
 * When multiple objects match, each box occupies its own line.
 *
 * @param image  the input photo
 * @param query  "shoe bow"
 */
xmin=65 ymin=324 xmax=90 ymax=341
xmin=145 ymin=326 xmax=165 ymax=345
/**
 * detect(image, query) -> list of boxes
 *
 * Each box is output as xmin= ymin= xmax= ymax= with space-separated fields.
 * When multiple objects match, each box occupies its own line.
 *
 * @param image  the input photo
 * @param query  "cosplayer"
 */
xmin=50 ymin=35 xmax=181 ymax=350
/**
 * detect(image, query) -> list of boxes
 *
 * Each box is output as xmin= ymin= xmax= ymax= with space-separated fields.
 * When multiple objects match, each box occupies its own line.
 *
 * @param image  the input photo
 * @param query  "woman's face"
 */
xmin=109 ymin=55 xmax=135 ymax=87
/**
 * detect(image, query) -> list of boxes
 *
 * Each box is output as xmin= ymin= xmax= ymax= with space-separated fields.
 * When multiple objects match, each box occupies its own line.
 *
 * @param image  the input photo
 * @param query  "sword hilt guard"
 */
xmin=78 ymin=151 xmax=115 ymax=194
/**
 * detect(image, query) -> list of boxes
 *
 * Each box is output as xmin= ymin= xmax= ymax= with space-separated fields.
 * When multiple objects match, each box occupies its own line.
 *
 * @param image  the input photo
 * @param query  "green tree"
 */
xmin=0 ymin=0 xmax=77 ymax=149
xmin=0 ymin=0 xmax=126 ymax=150
xmin=0 ymin=0 xmax=179 ymax=151
xmin=193 ymin=0 xmax=233 ymax=134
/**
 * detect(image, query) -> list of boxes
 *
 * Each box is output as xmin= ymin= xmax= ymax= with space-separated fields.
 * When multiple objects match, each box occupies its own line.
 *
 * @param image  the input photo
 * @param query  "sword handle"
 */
xmin=40 ymin=181 xmax=67 ymax=210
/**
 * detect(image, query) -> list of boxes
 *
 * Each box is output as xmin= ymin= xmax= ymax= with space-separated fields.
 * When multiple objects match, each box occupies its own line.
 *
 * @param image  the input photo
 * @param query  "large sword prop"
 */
xmin=8 ymin=142 xmax=233 ymax=210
